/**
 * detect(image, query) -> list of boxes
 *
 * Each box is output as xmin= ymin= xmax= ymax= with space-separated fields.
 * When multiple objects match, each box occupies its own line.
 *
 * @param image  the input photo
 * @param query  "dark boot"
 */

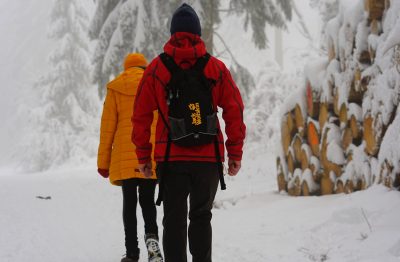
xmin=121 ymin=255 xmax=139 ymax=262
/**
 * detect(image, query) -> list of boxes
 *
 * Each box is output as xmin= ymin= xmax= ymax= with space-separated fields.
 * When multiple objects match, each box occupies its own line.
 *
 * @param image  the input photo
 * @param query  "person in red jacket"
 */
xmin=132 ymin=3 xmax=246 ymax=262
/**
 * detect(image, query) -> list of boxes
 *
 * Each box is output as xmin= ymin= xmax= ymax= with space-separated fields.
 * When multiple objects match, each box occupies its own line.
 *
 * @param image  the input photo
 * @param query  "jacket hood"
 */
xmin=124 ymin=53 xmax=148 ymax=70
xmin=107 ymin=67 xmax=144 ymax=96
xmin=163 ymin=32 xmax=207 ymax=63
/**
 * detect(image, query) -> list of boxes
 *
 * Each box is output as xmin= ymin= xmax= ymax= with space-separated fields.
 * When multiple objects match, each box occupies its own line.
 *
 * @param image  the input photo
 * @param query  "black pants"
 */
xmin=122 ymin=178 xmax=158 ymax=258
xmin=161 ymin=162 xmax=219 ymax=262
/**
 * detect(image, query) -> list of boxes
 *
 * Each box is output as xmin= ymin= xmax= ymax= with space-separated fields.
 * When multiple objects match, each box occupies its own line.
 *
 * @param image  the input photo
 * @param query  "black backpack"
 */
xmin=159 ymin=52 xmax=218 ymax=147
xmin=155 ymin=53 xmax=226 ymax=206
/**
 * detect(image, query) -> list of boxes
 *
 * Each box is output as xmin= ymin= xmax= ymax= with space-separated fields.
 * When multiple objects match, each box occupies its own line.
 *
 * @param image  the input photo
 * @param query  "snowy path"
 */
xmin=1 ymin=153 xmax=400 ymax=262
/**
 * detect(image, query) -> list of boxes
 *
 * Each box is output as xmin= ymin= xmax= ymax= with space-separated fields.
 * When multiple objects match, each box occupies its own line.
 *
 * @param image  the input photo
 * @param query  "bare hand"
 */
xmin=138 ymin=162 xmax=152 ymax=178
xmin=228 ymin=159 xmax=241 ymax=176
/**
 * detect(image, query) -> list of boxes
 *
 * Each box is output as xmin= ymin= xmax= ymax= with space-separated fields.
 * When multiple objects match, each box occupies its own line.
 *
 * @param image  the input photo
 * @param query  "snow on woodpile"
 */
xmin=278 ymin=0 xmax=400 ymax=196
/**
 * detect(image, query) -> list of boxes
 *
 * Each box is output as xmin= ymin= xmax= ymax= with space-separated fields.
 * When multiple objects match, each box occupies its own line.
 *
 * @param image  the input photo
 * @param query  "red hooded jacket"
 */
xmin=132 ymin=32 xmax=246 ymax=164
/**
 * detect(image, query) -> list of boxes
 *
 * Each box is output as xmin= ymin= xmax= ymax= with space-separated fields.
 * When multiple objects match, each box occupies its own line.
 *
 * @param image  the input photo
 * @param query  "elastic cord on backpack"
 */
xmin=214 ymin=136 xmax=226 ymax=190
xmin=155 ymin=135 xmax=171 ymax=206
xmin=155 ymin=107 xmax=171 ymax=206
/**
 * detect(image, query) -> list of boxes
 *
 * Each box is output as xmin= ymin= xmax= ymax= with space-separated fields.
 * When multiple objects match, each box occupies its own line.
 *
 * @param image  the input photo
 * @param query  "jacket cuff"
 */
xmin=97 ymin=156 xmax=111 ymax=170
xmin=227 ymin=152 xmax=242 ymax=161
xmin=136 ymin=153 xmax=151 ymax=164
xmin=226 ymin=142 xmax=243 ymax=161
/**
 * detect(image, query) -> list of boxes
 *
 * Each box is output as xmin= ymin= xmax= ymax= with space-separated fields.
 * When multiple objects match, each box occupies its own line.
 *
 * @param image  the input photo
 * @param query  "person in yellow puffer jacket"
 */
xmin=97 ymin=53 xmax=162 ymax=262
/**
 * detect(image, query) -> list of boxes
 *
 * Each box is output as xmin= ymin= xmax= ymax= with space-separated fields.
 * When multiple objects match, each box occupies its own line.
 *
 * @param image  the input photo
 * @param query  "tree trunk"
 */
xmin=302 ymin=180 xmax=310 ymax=196
xmin=370 ymin=19 xmax=381 ymax=35
xmin=369 ymin=44 xmax=376 ymax=63
xmin=307 ymin=120 xmax=320 ymax=157
xmin=342 ymin=127 xmax=353 ymax=152
xmin=295 ymin=104 xmax=306 ymax=137
xmin=381 ymin=160 xmax=394 ymax=189
xmin=349 ymin=79 xmax=365 ymax=104
xmin=300 ymin=144 xmax=312 ymax=171
xmin=287 ymin=148 xmax=296 ymax=175
xmin=366 ymin=0 xmax=385 ymax=21
xmin=319 ymin=102 xmax=331 ymax=132
xmin=333 ymin=91 xmax=340 ymax=116
xmin=363 ymin=114 xmax=380 ymax=156
xmin=306 ymin=81 xmax=320 ymax=119
xmin=309 ymin=156 xmax=321 ymax=183
xmin=292 ymin=134 xmax=303 ymax=163
xmin=320 ymin=125 xmax=343 ymax=178
xmin=344 ymin=180 xmax=355 ymax=194
xmin=281 ymin=112 xmax=296 ymax=155
xmin=281 ymin=117 xmax=291 ymax=155
xmin=202 ymin=1 xmax=215 ymax=54
xmin=321 ymin=170 xmax=334 ymax=195
xmin=349 ymin=115 xmax=362 ymax=142
xmin=288 ymin=173 xmax=301 ymax=197
xmin=287 ymin=111 xmax=296 ymax=136
xmin=335 ymin=179 xmax=345 ymax=194
xmin=339 ymin=103 xmax=348 ymax=128
xmin=359 ymin=50 xmax=372 ymax=64
xmin=276 ymin=157 xmax=287 ymax=192
xmin=328 ymin=38 xmax=336 ymax=62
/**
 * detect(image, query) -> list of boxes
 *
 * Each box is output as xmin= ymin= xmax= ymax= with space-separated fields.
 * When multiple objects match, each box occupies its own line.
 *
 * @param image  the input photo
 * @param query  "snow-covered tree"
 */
xmin=245 ymin=58 xmax=305 ymax=146
xmin=229 ymin=0 xmax=292 ymax=49
xmin=19 ymin=0 xmax=99 ymax=171
xmin=89 ymin=0 xmax=181 ymax=97
xmin=310 ymin=0 xmax=339 ymax=36
xmin=89 ymin=0 xmax=293 ymax=98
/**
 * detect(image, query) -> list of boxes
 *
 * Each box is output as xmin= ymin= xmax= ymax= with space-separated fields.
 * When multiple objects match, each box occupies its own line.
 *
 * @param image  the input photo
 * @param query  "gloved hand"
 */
xmin=228 ymin=159 xmax=241 ymax=176
xmin=97 ymin=168 xmax=109 ymax=178
xmin=138 ymin=162 xmax=153 ymax=178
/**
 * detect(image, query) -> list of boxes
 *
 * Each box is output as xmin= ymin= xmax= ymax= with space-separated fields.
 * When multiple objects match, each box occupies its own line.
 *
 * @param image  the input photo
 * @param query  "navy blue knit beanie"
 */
xmin=170 ymin=3 xmax=201 ymax=36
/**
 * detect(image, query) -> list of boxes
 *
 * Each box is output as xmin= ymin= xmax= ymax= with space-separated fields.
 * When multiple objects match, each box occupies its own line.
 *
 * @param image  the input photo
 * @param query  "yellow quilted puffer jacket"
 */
xmin=97 ymin=53 xmax=157 ymax=185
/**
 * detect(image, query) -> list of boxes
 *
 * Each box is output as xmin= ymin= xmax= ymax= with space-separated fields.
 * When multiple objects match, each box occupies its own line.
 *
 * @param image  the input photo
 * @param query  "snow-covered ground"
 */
xmin=1 ymin=1 xmax=400 ymax=261
xmin=1 ymin=150 xmax=399 ymax=262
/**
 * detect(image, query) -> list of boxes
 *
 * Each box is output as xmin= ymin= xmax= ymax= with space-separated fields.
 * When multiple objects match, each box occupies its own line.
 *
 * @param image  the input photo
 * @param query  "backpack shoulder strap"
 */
xmin=192 ymin=53 xmax=211 ymax=72
xmin=159 ymin=53 xmax=180 ymax=74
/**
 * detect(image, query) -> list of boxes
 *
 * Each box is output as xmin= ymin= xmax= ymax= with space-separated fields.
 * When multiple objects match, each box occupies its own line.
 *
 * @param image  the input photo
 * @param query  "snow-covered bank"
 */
xmin=214 ymin=185 xmax=400 ymax=262
xmin=1 ymin=151 xmax=399 ymax=262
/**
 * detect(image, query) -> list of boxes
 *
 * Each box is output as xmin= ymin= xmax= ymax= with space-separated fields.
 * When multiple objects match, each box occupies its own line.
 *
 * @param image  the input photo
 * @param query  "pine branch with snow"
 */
xmin=18 ymin=0 xmax=99 ymax=172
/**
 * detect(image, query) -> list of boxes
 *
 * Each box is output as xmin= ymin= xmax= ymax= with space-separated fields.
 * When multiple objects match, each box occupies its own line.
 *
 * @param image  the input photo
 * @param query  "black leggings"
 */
xmin=122 ymin=178 xmax=158 ymax=258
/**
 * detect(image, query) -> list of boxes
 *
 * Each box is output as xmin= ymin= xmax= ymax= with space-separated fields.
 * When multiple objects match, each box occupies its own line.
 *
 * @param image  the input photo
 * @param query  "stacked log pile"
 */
xmin=277 ymin=0 xmax=400 ymax=195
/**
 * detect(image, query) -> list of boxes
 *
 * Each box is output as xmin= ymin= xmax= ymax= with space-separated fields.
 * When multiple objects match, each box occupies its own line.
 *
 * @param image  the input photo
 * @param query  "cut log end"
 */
xmin=363 ymin=115 xmax=379 ymax=156
xmin=292 ymin=135 xmax=303 ymax=163
xmin=307 ymin=121 xmax=320 ymax=157
xmin=335 ymin=180 xmax=345 ymax=194
xmin=321 ymin=172 xmax=334 ymax=195
xmin=295 ymin=104 xmax=306 ymax=137
xmin=287 ymin=149 xmax=296 ymax=175
xmin=319 ymin=102 xmax=330 ymax=132
xmin=300 ymin=146 xmax=310 ymax=171
xmin=302 ymin=181 xmax=310 ymax=196
xmin=342 ymin=128 xmax=353 ymax=152
xmin=339 ymin=103 xmax=348 ymax=128
xmin=306 ymin=81 xmax=320 ymax=119
xmin=276 ymin=157 xmax=287 ymax=192
xmin=288 ymin=175 xmax=301 ymax=196
xmin=366 ymin=0 xmax=385 ymax=20
xmin=349 ymin=115 xmax=362 ymax=141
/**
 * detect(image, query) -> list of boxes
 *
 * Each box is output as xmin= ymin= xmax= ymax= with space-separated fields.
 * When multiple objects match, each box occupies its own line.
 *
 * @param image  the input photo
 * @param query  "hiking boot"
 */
xmin=121 ymin=252 xmax=139 ymax=262
xmin=145 ymin=234 xmax=164 ymax=262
